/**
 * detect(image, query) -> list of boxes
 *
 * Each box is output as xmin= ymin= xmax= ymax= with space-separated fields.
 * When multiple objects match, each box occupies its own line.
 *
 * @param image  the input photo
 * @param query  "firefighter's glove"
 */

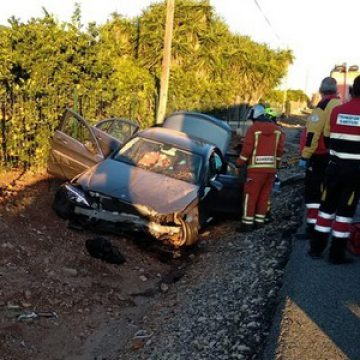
xmin=298 ymin=158 xmax=308 ymax=170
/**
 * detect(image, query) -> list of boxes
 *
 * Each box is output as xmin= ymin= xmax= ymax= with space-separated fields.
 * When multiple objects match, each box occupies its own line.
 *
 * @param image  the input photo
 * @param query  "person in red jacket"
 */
xmin=236 ymin=104 xmax=285 ymax=232
xmin=309 ymin=75 xmax=360 ymax=264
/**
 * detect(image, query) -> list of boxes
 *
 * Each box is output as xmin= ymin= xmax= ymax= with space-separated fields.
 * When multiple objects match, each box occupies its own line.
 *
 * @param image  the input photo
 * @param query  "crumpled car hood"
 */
xmin=76 ymin=159 xmax=199 ymax=214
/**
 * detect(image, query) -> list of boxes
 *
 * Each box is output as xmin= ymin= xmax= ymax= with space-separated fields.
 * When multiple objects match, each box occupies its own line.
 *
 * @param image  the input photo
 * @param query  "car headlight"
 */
xmin=64 ymin=184 xmax=90 ymax=207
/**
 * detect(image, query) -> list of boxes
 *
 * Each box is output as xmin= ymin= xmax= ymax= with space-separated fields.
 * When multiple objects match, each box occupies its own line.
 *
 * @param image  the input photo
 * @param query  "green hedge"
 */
xmin=0 ymin=1 xmax=293 ymax=170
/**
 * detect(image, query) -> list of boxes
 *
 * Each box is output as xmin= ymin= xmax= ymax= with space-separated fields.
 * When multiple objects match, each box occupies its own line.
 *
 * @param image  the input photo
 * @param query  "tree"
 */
xmin=0 ymin=0 xmax=294 ymax=170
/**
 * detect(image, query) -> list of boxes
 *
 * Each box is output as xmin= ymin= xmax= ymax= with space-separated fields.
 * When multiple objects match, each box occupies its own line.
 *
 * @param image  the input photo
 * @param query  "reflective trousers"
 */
xmin=311 ymin=159 xmax=360 ymax=255
xmin=242 ymin=171 xmax=275 ymax=225
xmin=304 ymin=154 xmax=328 ymax=226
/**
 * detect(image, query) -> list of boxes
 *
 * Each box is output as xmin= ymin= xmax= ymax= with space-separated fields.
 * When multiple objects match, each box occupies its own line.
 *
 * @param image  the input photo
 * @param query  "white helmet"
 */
xmin=247 ymin=104 xmax=265 ymax=120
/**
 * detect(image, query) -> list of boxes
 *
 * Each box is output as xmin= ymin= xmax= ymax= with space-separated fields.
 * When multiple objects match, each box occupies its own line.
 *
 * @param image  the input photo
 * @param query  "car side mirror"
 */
xmin=209 ymin=179 xmax=223 ymax=191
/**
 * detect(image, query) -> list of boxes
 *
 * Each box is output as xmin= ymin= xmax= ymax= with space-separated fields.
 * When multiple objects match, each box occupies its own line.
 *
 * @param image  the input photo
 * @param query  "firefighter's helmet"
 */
xmin=265 ymin=107 xmax=279 ymax=121
xmin=247 ymin=104 xmax=265 ymax=121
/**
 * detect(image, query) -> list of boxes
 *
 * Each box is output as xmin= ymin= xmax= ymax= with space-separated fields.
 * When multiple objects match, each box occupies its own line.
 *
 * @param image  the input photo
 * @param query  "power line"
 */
xmin=252 ymin=0 xmax=281 ymax=42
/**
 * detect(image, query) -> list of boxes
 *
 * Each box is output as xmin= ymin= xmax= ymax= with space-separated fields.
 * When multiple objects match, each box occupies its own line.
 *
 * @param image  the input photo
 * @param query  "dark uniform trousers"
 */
xmin=304 ymin=154 xmax=329 ymax=229
xmin=311 ymin=159 xmax=360 ymax=258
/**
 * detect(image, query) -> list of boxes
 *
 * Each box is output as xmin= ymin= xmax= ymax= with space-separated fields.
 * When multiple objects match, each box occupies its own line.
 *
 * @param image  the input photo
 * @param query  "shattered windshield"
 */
xmin=113 ymin=137 xmax=202 ymax=184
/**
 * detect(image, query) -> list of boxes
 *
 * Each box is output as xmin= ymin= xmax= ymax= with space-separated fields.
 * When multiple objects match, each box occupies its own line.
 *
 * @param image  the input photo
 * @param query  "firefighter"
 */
xmin=236 ymin=104 xmax=285 ymax=232
xmin=298 ymin=77 xmax=340 ymax=239
xmin=309 ymin=75 xmax=360 ymax=264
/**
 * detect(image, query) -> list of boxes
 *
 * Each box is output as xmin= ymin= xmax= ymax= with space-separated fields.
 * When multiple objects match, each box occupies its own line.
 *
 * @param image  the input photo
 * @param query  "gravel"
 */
xmin=120 ymin=180 xmax=304 ymax=359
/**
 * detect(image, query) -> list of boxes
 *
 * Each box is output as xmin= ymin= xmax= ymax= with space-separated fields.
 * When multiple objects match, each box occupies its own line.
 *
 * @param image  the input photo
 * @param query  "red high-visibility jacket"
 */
xmin=237 ymin=120 xmax=285 ymax=173
xmin=328 ymin=97 xmax=360 ymax=162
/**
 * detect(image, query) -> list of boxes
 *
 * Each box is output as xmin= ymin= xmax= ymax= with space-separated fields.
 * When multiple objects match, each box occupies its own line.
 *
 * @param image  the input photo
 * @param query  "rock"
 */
xmin=20 ymin=301 xmax=32 ymax=308
xmin=237 ymin=345 xmax=251 ymax=352
xmin=145 ymin=339 xmax=152 ymax=347
xmin=197 ymin=316 xmax=207 ymax=323
xmin=162 ymin=268 xmax=185 ymax=284
xmin=24 ymin=290 xmax=31 ymax=300
xmin=62 ymin=267 xmax=78 ymax=277
xmin=115 ymin=293 xmax=126 ymax=301
xmin=200 ymin=231 xmax=210 ymax=237
xmin=247 ymin=321 xmax=259 ymax=329
xmin=160 ymin=283 xmax=169 ymax=293
xmin=192 ymin=339 xmax=204 ymax=351
xmin=1 ymin=242 xmax=14 ymax=249
xmin=139 ymin=275 xmax=148 ymax=282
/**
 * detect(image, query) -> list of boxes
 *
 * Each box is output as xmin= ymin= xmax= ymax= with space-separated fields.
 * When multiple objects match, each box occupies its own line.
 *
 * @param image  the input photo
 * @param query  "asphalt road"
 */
xmin=263 ymin=205 xmax=360 ymax=360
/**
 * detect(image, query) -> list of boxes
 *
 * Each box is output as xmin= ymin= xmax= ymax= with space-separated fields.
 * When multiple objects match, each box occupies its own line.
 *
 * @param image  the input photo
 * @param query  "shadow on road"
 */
xmin=263 ymin=216 xmax=360 ymax=360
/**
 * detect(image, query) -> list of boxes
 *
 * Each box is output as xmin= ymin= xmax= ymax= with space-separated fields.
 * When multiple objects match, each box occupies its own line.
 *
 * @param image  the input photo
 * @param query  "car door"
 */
xmin=48 ymin=109 xmax=104 ymax=180
xmin=207 ymin=150 xmax=244 ymax=216
xmin=92 ymin=118 xmax=139 ymax=157
xmin=214 ymin=162 xmax=244 ymax=215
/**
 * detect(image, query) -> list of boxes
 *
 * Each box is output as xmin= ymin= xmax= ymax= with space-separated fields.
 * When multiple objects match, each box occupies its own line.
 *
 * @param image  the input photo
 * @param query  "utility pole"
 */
xmin=342 ymin=62 xmax=347 ymax=103
xmin=282 ymin=76 xmax=288 ymax=115
xmin=156 ymin=0 xmax=175 ymax=124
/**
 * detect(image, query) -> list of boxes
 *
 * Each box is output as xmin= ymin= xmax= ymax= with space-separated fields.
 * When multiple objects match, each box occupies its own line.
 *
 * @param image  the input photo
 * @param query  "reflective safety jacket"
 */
xmin=238 ymin=120 xmax=285 ymax=173
xmin=301 ymin=95 xmax=340 ymax=159
xmin=329 ymin=97 xmax=360 ymax=162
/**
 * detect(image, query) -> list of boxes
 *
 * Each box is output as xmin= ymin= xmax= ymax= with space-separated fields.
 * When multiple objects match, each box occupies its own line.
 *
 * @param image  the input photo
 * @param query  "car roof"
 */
xmin=162 ymin=111 xmax=232 ymax=155
xmin=165 ymin=111 xmax=231 ymax=131
xmin=137 ymin=127 xmax=215 ymax=156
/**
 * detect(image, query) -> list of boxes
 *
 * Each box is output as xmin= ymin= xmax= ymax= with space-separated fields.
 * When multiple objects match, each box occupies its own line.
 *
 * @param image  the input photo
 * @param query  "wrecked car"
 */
xmin=49 ymin=109 xmax=244 ymax=247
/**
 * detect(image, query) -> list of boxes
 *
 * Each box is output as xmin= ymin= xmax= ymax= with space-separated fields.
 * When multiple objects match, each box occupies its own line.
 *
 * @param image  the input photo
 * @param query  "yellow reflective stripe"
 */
xmin=255 ymin=214 xmax=266 ymax=218
xmin=242 ymin=220 xmax=254 ymax=225
xmin=321 ymin=188 xmax=327 ymax=201
xmin=274 ymin=130 xmax=281 ymax=159
xmin=248 ymin=164 xmax=276 ymax=169
xmin=255 ymin=218 xmax=265 ymax=223
xmin=243 ymin=193 xmax=249 ymax=218
xmin=239 ymin=155 xmax=248 ymax=161
xmin=243 ymin=216 xmax=254 ymax=221
xmin=252 ymin=131 xmax=261 ymax=165
xmin=348 ymin=192 xmax=355 ymax=206
xmin=267 ymin=200 xmax=271 ymax=212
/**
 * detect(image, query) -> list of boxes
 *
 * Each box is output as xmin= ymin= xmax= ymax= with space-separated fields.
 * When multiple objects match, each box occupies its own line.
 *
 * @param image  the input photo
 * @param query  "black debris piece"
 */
xmin=161 ymin=268 xmax=186 ymax=284
xmin=85 ymin=237 xmax=126 ymax=265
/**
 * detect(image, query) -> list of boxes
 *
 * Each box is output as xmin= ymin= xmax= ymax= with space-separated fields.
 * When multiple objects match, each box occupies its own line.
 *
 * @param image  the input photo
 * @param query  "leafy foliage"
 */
xmin=0 ymin=0 xmax=293 ymax=170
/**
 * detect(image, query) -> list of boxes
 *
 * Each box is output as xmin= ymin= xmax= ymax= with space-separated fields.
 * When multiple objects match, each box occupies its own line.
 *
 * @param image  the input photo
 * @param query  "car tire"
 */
xmin=52 ymin=187 xmax=74 ymax=219
xmin=181 ymin=216 xmax=199 ymax=247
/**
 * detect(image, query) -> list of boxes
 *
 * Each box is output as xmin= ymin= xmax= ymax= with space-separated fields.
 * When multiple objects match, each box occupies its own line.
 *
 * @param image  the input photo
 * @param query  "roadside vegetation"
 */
xmin=0 ymin=0 xmax=299 ymax=171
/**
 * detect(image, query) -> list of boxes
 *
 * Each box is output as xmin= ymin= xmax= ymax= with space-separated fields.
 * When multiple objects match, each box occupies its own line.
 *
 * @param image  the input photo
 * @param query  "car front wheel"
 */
xmin=52 ymin=187 xmax=74 ymax=219
xmin=177 ymin=209 xmax=199 ymax=247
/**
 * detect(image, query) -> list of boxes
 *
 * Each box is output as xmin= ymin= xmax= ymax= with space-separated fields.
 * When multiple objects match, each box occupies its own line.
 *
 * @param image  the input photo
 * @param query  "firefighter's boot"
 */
xmin=236 ymin=222 xmax=254 ymax=233
xmin=328 ymin=237 xmax=354 ymax=264
xmin=308 ymin=230 xmax=328 ymax=259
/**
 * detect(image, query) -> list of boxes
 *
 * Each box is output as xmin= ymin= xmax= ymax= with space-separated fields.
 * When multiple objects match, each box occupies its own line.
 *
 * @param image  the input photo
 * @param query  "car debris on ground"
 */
xmin=85 ymin=237 xmax=126 ymax=265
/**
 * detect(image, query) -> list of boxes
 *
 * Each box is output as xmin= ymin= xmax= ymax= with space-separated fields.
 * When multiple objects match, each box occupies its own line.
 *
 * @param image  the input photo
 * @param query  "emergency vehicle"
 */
xmin=330 ymin=64 xmax=360 ymax=103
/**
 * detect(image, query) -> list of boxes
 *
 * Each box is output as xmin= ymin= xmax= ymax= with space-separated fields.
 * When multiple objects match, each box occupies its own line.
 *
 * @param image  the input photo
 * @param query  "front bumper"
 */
xmin=62 ymin=184 xmax=187 ymax=246
xmin=74 ymin=206 xmax=181 ymax=239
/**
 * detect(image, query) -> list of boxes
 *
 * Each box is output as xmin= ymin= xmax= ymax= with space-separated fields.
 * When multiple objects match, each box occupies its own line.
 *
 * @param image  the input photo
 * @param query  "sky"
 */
xmin=1 ymin=0 xmax=359 ymax=96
